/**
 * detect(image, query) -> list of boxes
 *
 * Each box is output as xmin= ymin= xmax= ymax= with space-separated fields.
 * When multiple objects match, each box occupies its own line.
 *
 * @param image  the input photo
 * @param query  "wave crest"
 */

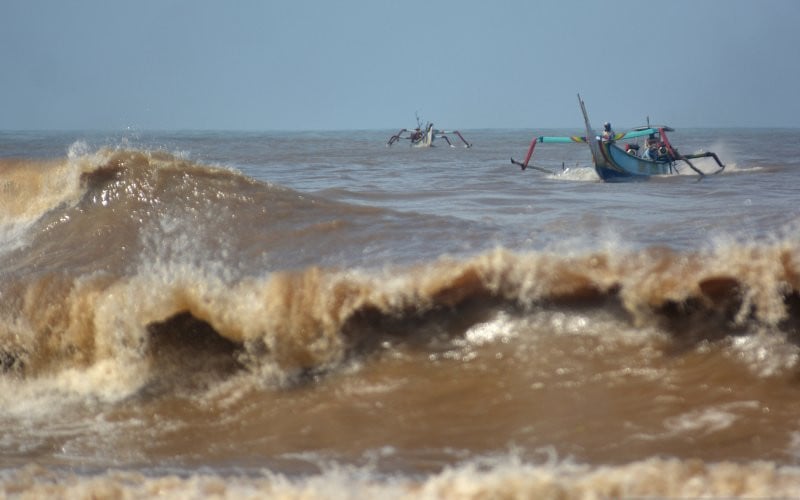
xmin=3 ymin=240 xmax=799 ymax=394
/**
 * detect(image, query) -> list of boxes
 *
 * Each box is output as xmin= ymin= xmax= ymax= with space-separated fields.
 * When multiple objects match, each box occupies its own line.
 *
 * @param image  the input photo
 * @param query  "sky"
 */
xmin=2 ymin=0 xmax=799 ymax=131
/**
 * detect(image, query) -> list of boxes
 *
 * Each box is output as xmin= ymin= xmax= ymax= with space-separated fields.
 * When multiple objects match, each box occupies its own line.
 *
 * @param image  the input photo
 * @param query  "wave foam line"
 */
xmin=3 ymin=457 xmax=800 ymax=498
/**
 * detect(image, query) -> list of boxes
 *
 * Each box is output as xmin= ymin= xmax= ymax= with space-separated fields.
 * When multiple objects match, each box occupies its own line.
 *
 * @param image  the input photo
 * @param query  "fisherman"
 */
xmin=601 ymin=122 xmax=615 ymax=141
xmin=642 ymin=133 xmax=659 ymax=160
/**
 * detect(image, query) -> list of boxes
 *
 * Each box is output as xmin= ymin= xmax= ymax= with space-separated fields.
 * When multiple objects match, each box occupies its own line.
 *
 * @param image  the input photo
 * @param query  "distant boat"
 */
xmin=511 ymin=94 xmax=724 ymax=181
xmin=387 ymin=115 xmax=471 ymax=148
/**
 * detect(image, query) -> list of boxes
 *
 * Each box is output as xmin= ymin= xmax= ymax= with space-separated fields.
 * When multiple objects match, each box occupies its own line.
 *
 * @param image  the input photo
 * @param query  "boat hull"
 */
xmin=411 ymin=127 xmax=435 ymax=148
xmin=595 ymin=141 xmax=674 ymax=181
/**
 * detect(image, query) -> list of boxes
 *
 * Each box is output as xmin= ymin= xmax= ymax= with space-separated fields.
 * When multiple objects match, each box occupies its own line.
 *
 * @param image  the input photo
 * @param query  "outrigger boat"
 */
xmin=387 ymin=115 xmax=472 ymax=148
xmin=511 ymin=94 xmax=725 ymax=181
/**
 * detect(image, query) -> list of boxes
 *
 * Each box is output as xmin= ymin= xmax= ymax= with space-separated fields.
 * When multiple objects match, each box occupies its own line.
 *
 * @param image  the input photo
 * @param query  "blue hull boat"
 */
xmin=512 ymin=94 xmax=724 ymax=181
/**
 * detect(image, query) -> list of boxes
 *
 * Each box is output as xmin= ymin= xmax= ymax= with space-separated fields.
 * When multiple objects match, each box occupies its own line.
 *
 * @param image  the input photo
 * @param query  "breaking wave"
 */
xmin=1 ymin=148 xmax=799 ymax=402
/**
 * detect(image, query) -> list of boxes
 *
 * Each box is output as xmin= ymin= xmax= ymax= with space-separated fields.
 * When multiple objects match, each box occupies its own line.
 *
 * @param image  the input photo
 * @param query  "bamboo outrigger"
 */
xmin=511 ymin=94 xmax=724 ymax=181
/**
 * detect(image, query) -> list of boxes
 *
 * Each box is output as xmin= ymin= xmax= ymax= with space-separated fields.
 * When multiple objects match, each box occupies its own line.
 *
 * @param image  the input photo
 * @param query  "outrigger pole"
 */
xmin=438 ymin=130 xmax=472 ymax=148
xmin=510 ymin=141 xmax=555 ymax=174
xmin=511 ymin=133 xmax=590 ymax=173
xmin=387 ymin=129 xmax=408 ymax=146
xmin=510 ymin=138 xmax=539 ymax=171
xmin=658 ymin=131 xmax=725 ymax=178
xmin=657 ymin=129 xmax=704 ymax=178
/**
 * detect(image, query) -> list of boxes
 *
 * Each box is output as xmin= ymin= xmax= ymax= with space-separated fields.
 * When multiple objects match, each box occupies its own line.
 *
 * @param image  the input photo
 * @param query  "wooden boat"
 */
xmin=511 ymin=94 xmax=724 ymax=181
xmin=387 ymin=116 xmax=472 ymax=148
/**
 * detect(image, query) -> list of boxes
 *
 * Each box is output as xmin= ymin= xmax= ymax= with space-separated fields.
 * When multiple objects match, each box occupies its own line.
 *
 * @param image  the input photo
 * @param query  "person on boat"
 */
xmin=601 ymin=122 xmax=615 ymax=141
xmin=642 ymin=133 xmax=659 ymax=160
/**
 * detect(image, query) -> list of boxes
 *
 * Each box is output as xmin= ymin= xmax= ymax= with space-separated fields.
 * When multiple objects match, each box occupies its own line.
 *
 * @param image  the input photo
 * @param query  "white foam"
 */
xmin=548 ymin=165 xmax=599 ymax=182
xmin=464 ymin=311 xmax=518 ymax=346
xmin=3 ymin=454 xmax=800 ymax=498
xmin=664 ymin=401 xmax=760 ymax=436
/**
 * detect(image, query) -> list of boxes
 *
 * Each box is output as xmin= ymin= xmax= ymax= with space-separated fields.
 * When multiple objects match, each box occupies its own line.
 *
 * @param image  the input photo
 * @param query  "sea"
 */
xmin=1 ymin=127 xmax=800 ymax=498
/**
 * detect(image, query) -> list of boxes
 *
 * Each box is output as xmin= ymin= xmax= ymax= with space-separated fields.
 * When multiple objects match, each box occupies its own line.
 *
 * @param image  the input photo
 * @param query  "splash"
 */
xmin=550 ymin=165 xmax=599 ymax=182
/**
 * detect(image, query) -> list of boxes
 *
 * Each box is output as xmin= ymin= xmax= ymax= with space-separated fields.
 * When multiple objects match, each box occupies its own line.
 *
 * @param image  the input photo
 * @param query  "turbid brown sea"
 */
xmin=1 ymin=128 xmax=800 ymax=498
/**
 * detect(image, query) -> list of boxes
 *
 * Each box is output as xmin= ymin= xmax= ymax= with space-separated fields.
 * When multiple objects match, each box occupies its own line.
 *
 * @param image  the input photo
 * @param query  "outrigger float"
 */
xmin=387 ymin=115 xmax=472 ymax=148
xmin=511 ymin=94 xmax=725 ymax=181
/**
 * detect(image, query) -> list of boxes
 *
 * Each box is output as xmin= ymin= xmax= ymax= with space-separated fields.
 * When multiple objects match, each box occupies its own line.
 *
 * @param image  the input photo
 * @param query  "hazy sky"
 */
xmin=2 ymin=0 xmax=799 ymax=130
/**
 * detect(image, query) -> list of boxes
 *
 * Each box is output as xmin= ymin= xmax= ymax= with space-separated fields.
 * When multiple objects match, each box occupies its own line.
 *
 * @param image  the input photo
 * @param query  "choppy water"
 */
xmin=2 ymin=128 xmax=800 ymax=498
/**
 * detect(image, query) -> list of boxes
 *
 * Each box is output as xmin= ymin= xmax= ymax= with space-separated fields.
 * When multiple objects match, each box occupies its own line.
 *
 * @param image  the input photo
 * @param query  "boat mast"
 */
xmin=577 ymin=94 xmax=606 ymax=168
